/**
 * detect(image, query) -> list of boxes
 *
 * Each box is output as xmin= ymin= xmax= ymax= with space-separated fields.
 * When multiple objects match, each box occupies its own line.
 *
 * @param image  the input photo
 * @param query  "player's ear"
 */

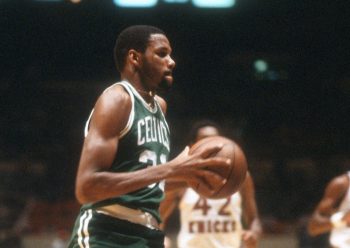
xmin=128 ymin=49 xmax=141 ymax=68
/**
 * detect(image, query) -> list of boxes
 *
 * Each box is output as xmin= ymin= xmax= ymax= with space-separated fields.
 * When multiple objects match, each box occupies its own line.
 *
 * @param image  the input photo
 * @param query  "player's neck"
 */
xmin=136 ymin=88 xmax=156 ymax=107
xmin=134 ymin=87 xmax=154 ymax=97
xmin=121 ymin=74 xmax=156 ymax=107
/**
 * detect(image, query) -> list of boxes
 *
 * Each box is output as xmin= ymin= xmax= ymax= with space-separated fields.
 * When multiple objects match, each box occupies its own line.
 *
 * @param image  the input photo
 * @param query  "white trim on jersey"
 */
xmin=77 ymin=209 xmax=93 ymax=248
xmin=154 ymin=99 xmax=170 ymax=134
xmin=84 ymin=109 xmax=94 ymax=137
xmin=123 ymin=81 xmax=158 ymax=113
xmin=83 ymin=81 xmax=135 ymax=139
xmin=118 ymin=81 xmax=135 ymax=139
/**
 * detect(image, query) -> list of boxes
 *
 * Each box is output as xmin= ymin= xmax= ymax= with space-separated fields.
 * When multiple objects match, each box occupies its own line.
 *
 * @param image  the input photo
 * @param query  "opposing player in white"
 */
xmin=160 ymin=120 xmax=262 ymax=248
xmin=308 ymin=171 xmax=350 ymax=248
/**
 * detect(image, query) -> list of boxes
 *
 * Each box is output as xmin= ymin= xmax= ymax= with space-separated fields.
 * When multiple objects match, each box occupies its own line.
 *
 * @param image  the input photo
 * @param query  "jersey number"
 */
xmin=139 ymin=150 xmax=166 ymax=190
xmin=193 ymin=197 xmax=231 ymax=216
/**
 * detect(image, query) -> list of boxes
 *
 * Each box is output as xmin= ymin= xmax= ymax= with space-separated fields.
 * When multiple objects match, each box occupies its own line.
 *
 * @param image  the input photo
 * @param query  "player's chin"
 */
xmin=165 ymin=75 xmax=173 ymax=85
xmin=159 ymin=77 xmax=173 ymax=91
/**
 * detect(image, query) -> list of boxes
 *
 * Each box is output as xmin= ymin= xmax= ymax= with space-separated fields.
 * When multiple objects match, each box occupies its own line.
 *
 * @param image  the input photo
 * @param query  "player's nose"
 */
xmin=168 ymin=56 xmax=176 ymax=70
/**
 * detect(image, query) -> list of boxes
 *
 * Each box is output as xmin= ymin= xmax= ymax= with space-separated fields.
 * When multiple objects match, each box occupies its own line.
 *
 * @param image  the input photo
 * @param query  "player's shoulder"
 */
xmin=325 ymin=173 xmax=350 ymax=196
xmin=102 ymin=82 xmax=130 ymax=99
xmin=331 ymin=173 xmax=348 ymax=184
xmin=238 ymin=171 xmax=253 ymax=194
xmin=92 ymin=82 xmax=132 ymax=120
xmin=90 ymin=83 xmax=132 ymax=136
xmin=241 ymin=171 xmax=253 ymax=185
xmin=97 ymin=82 xmax=131 ymax=106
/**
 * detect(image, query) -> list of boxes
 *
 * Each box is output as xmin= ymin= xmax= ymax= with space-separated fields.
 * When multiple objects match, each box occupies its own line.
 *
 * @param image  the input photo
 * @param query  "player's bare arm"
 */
xmin=75 ymin=84 xmax=132 ymax=203
xmin=160 ymin=182 xmax=187 ymax=218
xmin=75 ymin=85 xmax=230 ymax=204
xmin=159 ymin=184 xmax=186 ymax=229
xmin=308 ymin=174 xmax=349 ymax=236
xmin=241 ymin=172 xmax=262 ymax=248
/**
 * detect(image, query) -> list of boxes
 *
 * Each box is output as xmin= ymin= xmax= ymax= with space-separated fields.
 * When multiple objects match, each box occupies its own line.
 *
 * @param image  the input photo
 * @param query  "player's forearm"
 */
xmin=76 ymin=144 xmax=230 ymax=204
xmin=76 ymin=163 xmax=172 ymax=204
xmin=164 ymin=181 xmax=187 ymax=193
xmin=307 ymin=215 xmax=333 ymax=236
xmin=159 ymin=200 xmax=177 ymax=229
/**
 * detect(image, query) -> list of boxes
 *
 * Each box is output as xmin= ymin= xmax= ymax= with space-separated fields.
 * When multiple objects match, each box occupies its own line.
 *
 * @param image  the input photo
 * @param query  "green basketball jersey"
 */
xmin=82 ymin=81 xmax=170 ymax=222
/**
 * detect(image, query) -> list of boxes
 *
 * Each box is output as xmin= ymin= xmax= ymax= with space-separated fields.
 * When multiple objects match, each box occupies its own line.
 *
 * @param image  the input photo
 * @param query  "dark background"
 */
xmin=1 ymin=0 xmax=350 ymax=222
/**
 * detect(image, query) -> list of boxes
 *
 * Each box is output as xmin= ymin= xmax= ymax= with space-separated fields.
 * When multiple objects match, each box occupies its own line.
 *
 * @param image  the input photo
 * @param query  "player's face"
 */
xmin=196 ymin=126 xmax=220 ymax=142
xmin=139 ymin=34 xmax=176 ymax=91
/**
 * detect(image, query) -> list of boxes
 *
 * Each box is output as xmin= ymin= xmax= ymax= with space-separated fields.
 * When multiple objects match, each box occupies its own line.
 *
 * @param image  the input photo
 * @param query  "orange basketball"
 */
xmin=189 ymin=136 xmax=248 ymax=199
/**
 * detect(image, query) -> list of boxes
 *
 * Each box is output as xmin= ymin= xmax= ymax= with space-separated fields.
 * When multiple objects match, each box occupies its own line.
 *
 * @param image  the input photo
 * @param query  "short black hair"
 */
xmin=188 ymin=119 xmax=221 ymax=144
xmin=114 ymin=25 xmax=166 ymax=72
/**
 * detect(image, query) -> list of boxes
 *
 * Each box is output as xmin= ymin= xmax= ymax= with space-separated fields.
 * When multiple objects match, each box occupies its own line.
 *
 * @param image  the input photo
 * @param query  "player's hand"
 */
xmin=242 ymin=230 xmax=258 ymax=248
xmin=171 ymin=144 xmax=231 ymax=171
xmin=185 ymin=168 xmax=227 ymax=195
xmin=168 ymin=145 xmax=230 ymax=190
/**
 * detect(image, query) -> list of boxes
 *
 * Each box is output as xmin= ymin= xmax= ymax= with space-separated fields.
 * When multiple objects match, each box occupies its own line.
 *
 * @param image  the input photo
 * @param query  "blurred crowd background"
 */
xmin=1 ymin=0 xmax=350 ymax=247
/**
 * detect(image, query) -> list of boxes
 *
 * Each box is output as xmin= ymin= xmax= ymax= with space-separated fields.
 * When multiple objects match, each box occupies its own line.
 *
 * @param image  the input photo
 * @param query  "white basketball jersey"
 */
xmin=177 ymin=188 xmax=243 ymax=248
xmin=330 ymin=172 xmax=350 ymax=248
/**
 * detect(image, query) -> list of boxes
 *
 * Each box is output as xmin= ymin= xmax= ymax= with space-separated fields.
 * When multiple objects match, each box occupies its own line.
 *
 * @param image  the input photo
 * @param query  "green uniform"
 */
xmin=68 ymin=81 xmax=170 ymax=248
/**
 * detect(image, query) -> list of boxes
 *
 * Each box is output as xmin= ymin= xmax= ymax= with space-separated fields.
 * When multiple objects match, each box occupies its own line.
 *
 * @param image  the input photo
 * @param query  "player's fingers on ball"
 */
xmin=193 ymin=179 xmax=216 ymax=195
xmin=191 ymin=174 xmax=217 ymax=192
xmin=199 ymin=143 xmax=224 ymax=158
xmin=174 ymin=146 xmax=190 ymax=160
xmin=199 ymin=157 xmax=231 ymax=168
xmin=196 ymin=170 xmax=226 ymax=188
xmin=185 ymin=177 xmax=199 ymax=187
xmin=180 ymin=146 xmax=190 ymax=155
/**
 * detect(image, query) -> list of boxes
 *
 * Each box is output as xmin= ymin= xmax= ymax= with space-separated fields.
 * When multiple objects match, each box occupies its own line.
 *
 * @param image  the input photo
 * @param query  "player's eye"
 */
xmin=157 ymin=51 xmax=168 ymax=58
xmin=156 ymin=48 xmax=170 ymax=58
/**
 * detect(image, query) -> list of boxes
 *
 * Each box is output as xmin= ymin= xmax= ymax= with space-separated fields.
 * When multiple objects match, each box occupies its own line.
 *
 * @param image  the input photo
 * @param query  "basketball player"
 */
xmin=308 ymin=171 xmax=350 ymax=248
xmin=160 ymin=120 xmax=262 ymax=248
xmin=67 ymin=26 xmax=231 ymax=248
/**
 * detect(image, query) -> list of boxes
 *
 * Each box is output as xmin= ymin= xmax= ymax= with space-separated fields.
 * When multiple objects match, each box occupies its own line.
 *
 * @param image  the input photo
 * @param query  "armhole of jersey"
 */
xmin=83 ymin=82 xmax=135 ymax=138
xmin=84 ymin=109 xmax=94 ymax=137
xmin=118 ymin=82 xmax=135 ymax=139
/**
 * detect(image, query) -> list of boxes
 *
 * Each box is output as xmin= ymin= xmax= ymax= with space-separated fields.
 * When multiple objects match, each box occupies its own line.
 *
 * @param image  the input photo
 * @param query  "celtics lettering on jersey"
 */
xmin=137 ymin=116 xmax=170 ymax=152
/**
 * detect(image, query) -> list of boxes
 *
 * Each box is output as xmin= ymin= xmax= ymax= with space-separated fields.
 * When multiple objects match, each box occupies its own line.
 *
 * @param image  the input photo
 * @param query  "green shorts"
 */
xmin=68 ymin=209 xmax=165 ymax=248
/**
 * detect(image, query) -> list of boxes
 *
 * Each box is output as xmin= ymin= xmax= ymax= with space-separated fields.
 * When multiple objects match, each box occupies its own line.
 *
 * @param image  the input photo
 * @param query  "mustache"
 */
xmin=164 ymin=70 xmax=172 ymax=76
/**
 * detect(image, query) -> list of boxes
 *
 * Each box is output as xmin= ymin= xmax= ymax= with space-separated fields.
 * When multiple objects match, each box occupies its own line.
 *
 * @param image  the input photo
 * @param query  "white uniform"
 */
xmin=330 ymin=172 xmax=350 ymax=248
xmin=177 ymin=188 xmax=243 ymax=248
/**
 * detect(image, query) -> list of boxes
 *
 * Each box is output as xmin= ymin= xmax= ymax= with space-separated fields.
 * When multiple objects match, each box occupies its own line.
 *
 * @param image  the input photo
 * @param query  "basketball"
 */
xmin=189 ymin=136 xmax=248 ymax=199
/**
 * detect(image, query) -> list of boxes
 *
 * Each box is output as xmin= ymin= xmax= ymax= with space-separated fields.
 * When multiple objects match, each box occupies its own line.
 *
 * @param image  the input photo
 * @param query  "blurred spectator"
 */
xmin=0 ymin=193 xmax=28 ymax=248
